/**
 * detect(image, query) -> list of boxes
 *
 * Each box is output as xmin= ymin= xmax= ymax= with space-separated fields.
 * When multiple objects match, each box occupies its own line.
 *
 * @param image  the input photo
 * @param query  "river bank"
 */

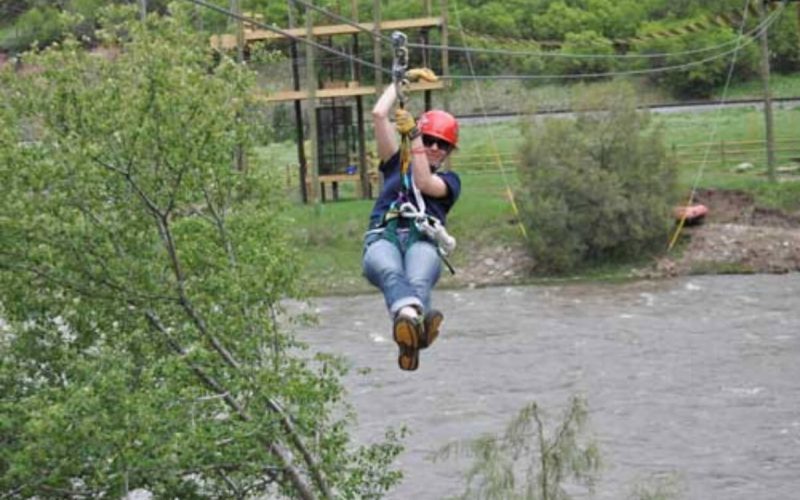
xmin=436 ymin=188 xmax=800 ymax=290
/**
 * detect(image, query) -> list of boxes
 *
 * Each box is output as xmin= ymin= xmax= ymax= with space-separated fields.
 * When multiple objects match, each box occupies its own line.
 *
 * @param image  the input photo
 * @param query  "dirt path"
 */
xmin=659 ymin=189 xmax=800 ymax=275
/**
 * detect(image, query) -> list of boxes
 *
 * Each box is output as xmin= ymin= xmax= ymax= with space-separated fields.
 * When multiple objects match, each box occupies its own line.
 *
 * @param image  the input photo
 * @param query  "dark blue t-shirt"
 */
xmin=368 ymin=150 xmax=461 ymax=230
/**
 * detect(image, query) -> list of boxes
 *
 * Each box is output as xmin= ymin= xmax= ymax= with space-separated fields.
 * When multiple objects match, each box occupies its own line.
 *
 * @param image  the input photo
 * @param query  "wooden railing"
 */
xmin=671 ymin=138 xmax=800 ymax=168
xmin=449 ymin=138 xmax=800 ymax=173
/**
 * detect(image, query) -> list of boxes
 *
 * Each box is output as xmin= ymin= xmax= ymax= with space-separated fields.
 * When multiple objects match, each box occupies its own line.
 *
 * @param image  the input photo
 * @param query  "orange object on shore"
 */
xmin=673 ymin=204 xmax=709 ymax=224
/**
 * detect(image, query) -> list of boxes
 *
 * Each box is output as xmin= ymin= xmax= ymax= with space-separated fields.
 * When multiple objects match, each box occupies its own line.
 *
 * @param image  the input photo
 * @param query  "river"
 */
xmin=295 ymin=274 xmax=800 ymax=500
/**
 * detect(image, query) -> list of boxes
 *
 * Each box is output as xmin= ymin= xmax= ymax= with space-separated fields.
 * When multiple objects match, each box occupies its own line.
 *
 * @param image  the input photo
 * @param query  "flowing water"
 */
xmin=295 ymin=275 xmax=800 ymax=499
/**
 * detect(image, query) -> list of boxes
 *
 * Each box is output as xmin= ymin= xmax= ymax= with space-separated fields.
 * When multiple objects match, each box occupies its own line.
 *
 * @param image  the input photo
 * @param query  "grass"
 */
xmin=0 ymin=25 xmax=15 ymax=51
xmin=444 ymin=73 xmax=800 ymax=117
xmin=255 ymin=86 xmax=800 ymax=294
xmin=713 ymin=73 xmax=800 ymax=101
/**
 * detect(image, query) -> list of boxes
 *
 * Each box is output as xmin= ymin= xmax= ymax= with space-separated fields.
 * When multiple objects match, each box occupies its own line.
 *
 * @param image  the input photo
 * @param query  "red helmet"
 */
xmin=418 ymin=110 xmax=459 ymax=148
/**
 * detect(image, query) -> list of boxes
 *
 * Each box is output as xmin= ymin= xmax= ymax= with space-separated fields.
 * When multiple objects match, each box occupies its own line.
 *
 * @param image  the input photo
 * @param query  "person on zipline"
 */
xmin=362 ymin=78 xmax=461 ymax=371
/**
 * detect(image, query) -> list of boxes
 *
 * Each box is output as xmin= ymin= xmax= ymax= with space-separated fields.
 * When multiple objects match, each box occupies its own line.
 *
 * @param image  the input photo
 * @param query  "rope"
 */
xmin=668 ymin=0 xmax=772 ymax=251
xmin=450 ymin=0 xmax=528 ymax=242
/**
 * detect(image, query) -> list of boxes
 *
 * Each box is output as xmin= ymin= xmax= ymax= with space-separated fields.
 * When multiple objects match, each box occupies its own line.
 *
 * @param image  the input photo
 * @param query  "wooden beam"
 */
xmin=256 ymin=81 xmax=444 ymax=103
xmin=211 ymin=17 xmax=442 ymax=49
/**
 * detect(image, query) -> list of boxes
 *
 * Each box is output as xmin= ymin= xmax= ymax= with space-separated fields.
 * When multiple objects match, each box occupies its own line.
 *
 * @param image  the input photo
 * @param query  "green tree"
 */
xmin=635 ymin=25 xmax=760 ymax=98
xmin=767 ymin=6 xmax=800 ymax=73
xmin=516 ymin=82 xmax=677 ymax=273
xmin=0 ymin=7 xmax=401 ymax=498
xmin=546 ymin=30 xmax=617 ymax=77
xmin=532 ymin=1 xmax=593 ymax=41
xmin=436 ymin=396 xmax=600 ymax=500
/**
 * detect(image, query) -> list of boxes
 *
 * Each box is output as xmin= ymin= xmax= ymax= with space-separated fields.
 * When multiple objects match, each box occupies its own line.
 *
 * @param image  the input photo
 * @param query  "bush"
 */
xmin=516 ymin=82 xmax=677 ymax=273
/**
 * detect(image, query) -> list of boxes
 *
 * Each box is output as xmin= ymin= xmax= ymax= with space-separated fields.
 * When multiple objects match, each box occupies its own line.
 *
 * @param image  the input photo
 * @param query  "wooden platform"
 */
xmin=257 ymin=81 xmax=444 ymax=102
xmin=211 ymin=17 xmax=442 ymax=50
xmin=307 ymin=172 xmax=379 ymax=202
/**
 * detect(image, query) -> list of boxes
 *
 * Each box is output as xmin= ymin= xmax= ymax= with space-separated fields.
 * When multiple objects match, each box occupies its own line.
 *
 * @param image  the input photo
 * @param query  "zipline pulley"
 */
xmin=391 ymin=31 xmax=409 ymax=108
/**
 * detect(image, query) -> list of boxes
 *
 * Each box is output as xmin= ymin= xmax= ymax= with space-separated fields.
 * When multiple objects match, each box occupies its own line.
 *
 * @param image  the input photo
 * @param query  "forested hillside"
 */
xmin=2 ymin=0 xmax=799 ymax=98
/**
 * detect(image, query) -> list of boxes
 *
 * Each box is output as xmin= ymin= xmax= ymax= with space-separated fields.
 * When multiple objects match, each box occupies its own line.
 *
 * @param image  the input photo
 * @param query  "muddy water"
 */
xmin=296 ymin=275 xmax=800 ymax=499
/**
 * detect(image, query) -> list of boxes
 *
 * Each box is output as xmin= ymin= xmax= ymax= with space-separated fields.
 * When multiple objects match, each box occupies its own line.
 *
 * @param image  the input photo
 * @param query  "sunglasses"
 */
xmin=422 ymin=135 xmax=453 ymax=152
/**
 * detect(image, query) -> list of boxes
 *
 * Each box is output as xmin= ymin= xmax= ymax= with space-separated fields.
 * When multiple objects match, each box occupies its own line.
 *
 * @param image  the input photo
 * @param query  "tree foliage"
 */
xmin=0 ymin=7 xmax=402 ymax=498
xmin=4 ymin=1 xmax=798 ymax=99
xmin=435 ymin=396 xmax=600 ymax=500
xmin=516 ymin=82 xmax=677 ymax=273
xmin=634 ymin=25 xmax=760 ymax=98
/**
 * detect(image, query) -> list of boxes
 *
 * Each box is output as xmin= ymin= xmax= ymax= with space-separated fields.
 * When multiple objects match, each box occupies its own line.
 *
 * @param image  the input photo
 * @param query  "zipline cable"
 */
xmin=439 ymin=8 xmax=783 ymax=81
xmin=185 ymin=0 xmax=391 ymax=76
xmin=293 ymin=0 xmax=778 ymax=66
xmin=668 ymin=0 xmax=770 ymax=251
xmin=450 ymin=0 xmax=528 ymax=242
xmin=408 ymin=11 xmax=779 ymax=61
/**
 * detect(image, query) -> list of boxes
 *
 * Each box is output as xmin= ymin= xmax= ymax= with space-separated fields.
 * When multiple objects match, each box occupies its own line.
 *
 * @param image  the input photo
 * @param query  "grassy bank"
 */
xmin=262 ymin=98 xmax=800 ymax=295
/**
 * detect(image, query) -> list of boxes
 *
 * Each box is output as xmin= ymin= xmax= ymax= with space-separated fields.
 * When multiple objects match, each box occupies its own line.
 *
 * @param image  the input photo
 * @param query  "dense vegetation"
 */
xmin=2 ymin=1 xmax=799 ymax=98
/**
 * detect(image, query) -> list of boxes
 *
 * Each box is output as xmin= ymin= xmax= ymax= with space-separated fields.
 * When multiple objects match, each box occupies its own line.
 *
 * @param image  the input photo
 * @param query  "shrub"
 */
xmin=516 ymin=82 xmax=677 ymax=273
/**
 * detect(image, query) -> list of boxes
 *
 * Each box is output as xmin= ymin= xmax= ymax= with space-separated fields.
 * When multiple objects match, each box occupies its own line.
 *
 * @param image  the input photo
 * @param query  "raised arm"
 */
xmin=372 ymin=85 xmax=400 ymax=161
xmin=410 ymin=135 xmax=449 ymax=198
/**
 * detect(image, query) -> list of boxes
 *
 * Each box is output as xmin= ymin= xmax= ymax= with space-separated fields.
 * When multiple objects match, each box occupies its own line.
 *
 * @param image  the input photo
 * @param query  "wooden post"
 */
xmin=287 ymin=0 xmax=308 ymax=203
xmin=231 ymin=0 xmax=245 ymax=171
xmin=423 ymin=0 xmax=432 ymax=110
xmin=758 ymin=0 xmax=776 ymax=181
xmin=140 ymin=0 xmax=147 ymax=22
xmin=721 ymin=140 xmax=727 ymax=167
xmin=231 ymin=0 xmax=244 ymax=63
xmin=440 ymin=0 xmax=450 ymax=112
xmin=422 ymin=29 xmax=432 ymax=110
xmin=352 ymin=0 xmax=370 ymax=199
xmin=373 ymin=0 xmax=382 ymax=91
xmin=373 ymin=0 xmax=384 ymax=192
xmin=306 ymin=0 xmax=320 ymax=203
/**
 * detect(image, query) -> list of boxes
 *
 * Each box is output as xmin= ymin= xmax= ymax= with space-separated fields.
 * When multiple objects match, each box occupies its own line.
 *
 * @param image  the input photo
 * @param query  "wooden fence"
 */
xmin=671 ymin=138 xmax=800 ymax=168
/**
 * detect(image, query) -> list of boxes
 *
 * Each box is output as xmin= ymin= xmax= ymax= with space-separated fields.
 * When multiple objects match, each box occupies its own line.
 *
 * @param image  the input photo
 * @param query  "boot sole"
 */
xmin=421 ymin=310 xmax=444 ymax=349
xmin=393 ymin=316 xmax=420 ymax=371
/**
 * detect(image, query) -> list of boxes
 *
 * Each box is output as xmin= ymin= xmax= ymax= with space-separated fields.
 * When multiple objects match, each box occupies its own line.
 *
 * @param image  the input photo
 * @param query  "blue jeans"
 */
xmin=362 ymin=230 xmax=442 ymax=318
